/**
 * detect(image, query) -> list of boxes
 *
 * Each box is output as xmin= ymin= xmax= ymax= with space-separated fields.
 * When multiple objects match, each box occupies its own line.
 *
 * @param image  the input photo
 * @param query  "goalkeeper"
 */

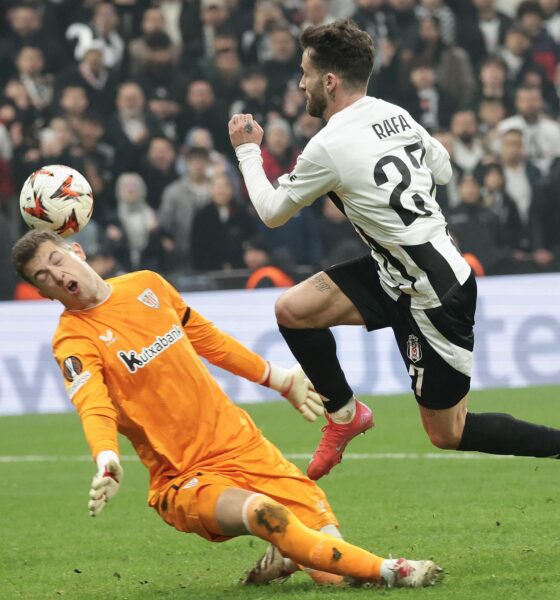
xmin=11 ymin=230 xmax=440 ymax=589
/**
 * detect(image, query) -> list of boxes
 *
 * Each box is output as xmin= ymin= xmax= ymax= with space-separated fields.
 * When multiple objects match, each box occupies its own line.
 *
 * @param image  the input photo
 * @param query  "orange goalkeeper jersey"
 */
xmin=52 ymin=270 xmax=268 ymax=502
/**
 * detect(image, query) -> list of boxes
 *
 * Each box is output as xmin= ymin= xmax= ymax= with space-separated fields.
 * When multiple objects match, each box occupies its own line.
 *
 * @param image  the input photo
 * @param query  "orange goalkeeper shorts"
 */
xmin=153 ymin=437 xmax=338 ymax=542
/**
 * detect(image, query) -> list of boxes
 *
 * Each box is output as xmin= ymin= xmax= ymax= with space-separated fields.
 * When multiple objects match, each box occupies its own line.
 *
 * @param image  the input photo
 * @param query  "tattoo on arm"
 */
xmin=309 ymin=274 xmax=332 ymax=293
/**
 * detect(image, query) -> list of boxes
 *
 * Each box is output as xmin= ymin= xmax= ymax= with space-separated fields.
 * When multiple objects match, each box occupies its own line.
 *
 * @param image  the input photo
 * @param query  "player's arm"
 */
xmin=417 ymin=125 xmax=453 ymax=185
xmin=157 ymin=274 xmax=323 ymax=421
xmin=53 ymin=334 xmax=123 ymax=517
xmin=229 ymin=114 xmax=339 ymax=227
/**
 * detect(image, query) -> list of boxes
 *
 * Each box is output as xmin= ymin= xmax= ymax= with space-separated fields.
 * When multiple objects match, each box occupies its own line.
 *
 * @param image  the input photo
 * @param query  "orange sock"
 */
xmin=243 ymin=494 xmax=384 ymax=582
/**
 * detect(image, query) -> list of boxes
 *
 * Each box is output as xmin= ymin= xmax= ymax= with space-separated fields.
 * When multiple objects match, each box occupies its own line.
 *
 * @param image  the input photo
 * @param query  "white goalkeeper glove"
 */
xmin=88 ymin=450 xmax=123 ymax=517
xmin=262 ymin=363 xmax=324 ymax=422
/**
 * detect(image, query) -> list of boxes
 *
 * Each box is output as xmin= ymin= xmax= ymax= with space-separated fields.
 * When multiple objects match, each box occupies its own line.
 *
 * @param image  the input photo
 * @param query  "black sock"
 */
xmin=458 ymin=412 xmax=560 ymax=457
xmin=278 ymin=325 xmax=353 ymax=412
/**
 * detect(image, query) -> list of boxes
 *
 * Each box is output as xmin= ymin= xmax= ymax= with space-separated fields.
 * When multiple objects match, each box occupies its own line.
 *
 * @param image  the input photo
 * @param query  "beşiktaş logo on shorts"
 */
xmin=117 ymin=324 xmax=184 ymax=373
xmin=407 ymin=334 xmax=422 ymax=363
xmin=137 ymin=288 xmax=160 ymax=309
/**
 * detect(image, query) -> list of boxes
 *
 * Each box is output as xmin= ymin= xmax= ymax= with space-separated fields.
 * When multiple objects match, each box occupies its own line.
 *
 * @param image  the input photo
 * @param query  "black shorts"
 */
xmin=325 ymin=255 xmax=477 ymax=409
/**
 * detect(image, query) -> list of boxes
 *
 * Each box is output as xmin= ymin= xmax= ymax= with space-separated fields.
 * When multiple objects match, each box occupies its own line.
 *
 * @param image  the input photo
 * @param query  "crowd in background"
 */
xmin=0 ymin=0 xmax=559 ymax=299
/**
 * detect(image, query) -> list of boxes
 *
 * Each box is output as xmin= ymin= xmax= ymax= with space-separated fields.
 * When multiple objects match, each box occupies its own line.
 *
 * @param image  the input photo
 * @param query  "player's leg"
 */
xmin=396 ymin=273 xmax=560 ymax=456
xmin=214 ymin=487 xmax=441 ymax=587
xmin=276 ymin=256 xmax=387 ymax=479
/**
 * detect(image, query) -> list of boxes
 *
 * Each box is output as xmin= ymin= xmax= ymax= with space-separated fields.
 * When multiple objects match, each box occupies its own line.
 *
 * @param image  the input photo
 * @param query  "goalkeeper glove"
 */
xmin=88 ymin=450 xmax=123 ymax=517
xmin=263 ymin=363 xmax=324 ymax=422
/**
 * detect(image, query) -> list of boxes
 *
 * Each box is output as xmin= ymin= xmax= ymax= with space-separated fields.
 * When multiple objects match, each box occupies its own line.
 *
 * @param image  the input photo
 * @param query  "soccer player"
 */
xmin=10 ymin=229 xmax=441 ymax=589
xmin=228 ymin=19 xmax=560 ymax=481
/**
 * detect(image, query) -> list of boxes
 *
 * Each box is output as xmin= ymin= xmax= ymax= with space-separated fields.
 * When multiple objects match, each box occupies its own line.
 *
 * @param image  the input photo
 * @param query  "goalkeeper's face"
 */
xmin=24 ymin=240 xmax=109 ymax=310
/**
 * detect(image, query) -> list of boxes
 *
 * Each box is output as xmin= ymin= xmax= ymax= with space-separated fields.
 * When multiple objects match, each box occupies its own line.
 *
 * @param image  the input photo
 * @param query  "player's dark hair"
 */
xmin=11 ymin=230 xmax=70 ymax=283
xmin=300 ymin=19 xmax=375 ymax=89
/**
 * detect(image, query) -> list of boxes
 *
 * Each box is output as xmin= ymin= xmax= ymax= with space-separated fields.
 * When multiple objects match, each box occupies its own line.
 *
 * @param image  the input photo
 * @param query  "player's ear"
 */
xmin=70 ymin=242 xmax=86 ymax=261
xmin=324 ymin=72 xmax=337 ymax=93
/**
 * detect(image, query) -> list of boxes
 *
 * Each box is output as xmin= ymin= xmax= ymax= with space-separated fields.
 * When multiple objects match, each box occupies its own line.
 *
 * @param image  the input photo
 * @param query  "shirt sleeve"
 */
xmin=276 ymin=139 xmax=340 ymax=206
xmin=157 ymin=273 xmax=268 ymax=382
xmin=235 ymin=140 xmax=340 ymax=226
xmin=416 ymin=124 xmax=453 ymax=185
xmin=53 ymin=330 xmax=119 ymax=461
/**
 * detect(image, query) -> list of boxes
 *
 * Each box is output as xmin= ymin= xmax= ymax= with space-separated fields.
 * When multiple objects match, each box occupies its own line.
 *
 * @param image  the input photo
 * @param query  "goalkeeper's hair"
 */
xmin=300 ymin=19 xmax=375 ymax=90
xmin=12 ymin=229 xmax=70 ymax=283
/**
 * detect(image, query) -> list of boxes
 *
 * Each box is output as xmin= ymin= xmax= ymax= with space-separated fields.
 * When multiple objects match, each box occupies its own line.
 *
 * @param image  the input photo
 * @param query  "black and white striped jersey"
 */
xmin=277 ymin=96 xmax=471 ymax=310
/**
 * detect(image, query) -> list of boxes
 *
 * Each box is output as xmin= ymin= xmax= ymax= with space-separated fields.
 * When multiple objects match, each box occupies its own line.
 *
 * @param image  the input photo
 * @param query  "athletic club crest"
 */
xmin=407 ymin=334 xmax=422 ymax=363
xmin=137 ymin=288 xmax=160 ymax=309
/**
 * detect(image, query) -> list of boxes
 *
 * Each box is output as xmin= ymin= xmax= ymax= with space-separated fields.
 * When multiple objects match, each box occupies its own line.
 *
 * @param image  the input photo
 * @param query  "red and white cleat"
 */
xmin=306 ymin=400 xmax=373 ymax=481
xmin=386 ymin=558 xmax=443 ymax=588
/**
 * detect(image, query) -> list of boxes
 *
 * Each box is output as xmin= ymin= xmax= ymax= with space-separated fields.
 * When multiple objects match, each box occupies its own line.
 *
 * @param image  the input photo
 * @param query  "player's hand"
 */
xmin=229 ymin=113 xmax=264 ymax=149
xmin=264 ymin=363 xmax=324 ymax=422
xmin=88 ymin=455 xmax=123 ymax=517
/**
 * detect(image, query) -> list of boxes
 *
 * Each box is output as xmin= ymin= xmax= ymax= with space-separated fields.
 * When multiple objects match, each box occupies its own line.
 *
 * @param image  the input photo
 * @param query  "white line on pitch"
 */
xmin=0 ymin=452 xmax=517 ymax=463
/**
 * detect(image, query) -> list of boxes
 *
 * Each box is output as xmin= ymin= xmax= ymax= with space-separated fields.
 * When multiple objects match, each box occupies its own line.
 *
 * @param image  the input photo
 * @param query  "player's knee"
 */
xmin=275 ymin=292 xmax=303 ymax=327
xmin=427 ymin=429 xmax=462 ymax=450
xmin=245 ymin=494 xmax=290 ymax=536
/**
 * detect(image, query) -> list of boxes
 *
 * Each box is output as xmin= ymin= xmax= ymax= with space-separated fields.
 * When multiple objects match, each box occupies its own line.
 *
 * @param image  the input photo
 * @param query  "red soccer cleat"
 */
xmin=307 ymin=400 xmax=374 ymax=480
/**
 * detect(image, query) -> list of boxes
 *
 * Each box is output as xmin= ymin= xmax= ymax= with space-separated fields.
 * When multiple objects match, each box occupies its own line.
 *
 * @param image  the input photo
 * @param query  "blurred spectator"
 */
xmin=388 ymin=0 xmax=420 ymax=51
xmin=261 ymin=118 xmax=300 ymax=184
xmin=263 ymin=24 xmax=301 ymax=104
xmin=177 ymin=80 xmax=230 ymax=155
xmin=0 ymin=210 xmax=16 ymax=300
xmin=55 ymin=85 xmax=91 ymax=134
xmin=475 ymin=55 xmax=515 ymax=112
xmin=516 ymin=0 xmax=559 ymax=80
xmin=73 ymin=112 xmax=116 ymax=224
xmin=256 ymin=208 xmax=324 ymax=269
xmin=400 ymin=61 xmax=456 ymax=131
xmin=56 ymin=41 xmax=117 ymax=117
xmin=497 ymin=84 xmax=560 ymax=174
xmin=183 ymin=0 xmax=232 ymax=61
xmin=134 ymin=31 xmax=184 ymax=103
xmin=352 ymin=0 xmax=396 ymax=74
xmin=106 ymin=81 xmax=163 ymax=172
xmin=447 ymin=173 xmax=524 ymax=275
xmin=293 ymin=110 xmax=323 ymax=146
xmin=191 ymin=172 xmax=255 ymax=271
xmin=458 ymin=0 xmax=512 ymax=68
xmin=206 ymin=38 xmax=243 ymax=108
xmin=241 ymin=1 xmax=294 ymax=64
xmin=318 ymin=198 xmax=366 ymax=266
xmin=411 ymin=16 xmax=477 ymax=108
xmin=243 ymin=234 xmax=296 ymax=289
xmin=498 ymin=128 xmax=552 ymax=265
xmin=499 ymin=24 xmax=540 ymax=85
xmin=128 ymin=7 xmax=181 ymax=78
xmin=140 ymin=136 xmax=178 ymax=211
xmin=158 ymin=147 xmax=212 ymax=272
xmin=450 ymin=110 xmax=486 ymax=173
xmin=182 ymin=126 xmax=241 ymax=194
xmin=106 ymin=172 xmax=163 ymax=271
xmin=66 ymin=1 xmax=125 ymax=70
xmin=478 ymin=162 xmax=525 ymax=250
xmin=0 ymin=3 xmax=65 ymax=85
xmin=229 ymin=65 xmax=279 ymax=123
xmin=540 ymin=0 xmax=560 ymax=43
xmin=301 ymin=0 xmax=336 ymax=29
xmin=416 ymin=0 xmax=457 ymax=45
xmin=88 ymin=243 xmax=126 ymax=279
xmin=14 ymin=45 xmax=54 ymax=113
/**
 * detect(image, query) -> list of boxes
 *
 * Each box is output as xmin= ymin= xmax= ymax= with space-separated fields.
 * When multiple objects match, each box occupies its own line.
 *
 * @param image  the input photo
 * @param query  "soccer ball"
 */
xmin=19 ymin=165 xmax=94 ymax=238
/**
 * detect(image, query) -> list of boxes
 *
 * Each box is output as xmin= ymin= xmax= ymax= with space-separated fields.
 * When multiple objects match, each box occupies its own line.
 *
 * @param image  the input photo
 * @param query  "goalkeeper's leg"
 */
xmin=209 ymin=487 xmax=441 ymax=587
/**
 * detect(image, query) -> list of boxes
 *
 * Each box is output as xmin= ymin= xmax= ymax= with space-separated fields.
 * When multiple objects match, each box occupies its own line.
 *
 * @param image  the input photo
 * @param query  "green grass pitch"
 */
xmin=2 ymin=386 xmax=560 ymax=600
